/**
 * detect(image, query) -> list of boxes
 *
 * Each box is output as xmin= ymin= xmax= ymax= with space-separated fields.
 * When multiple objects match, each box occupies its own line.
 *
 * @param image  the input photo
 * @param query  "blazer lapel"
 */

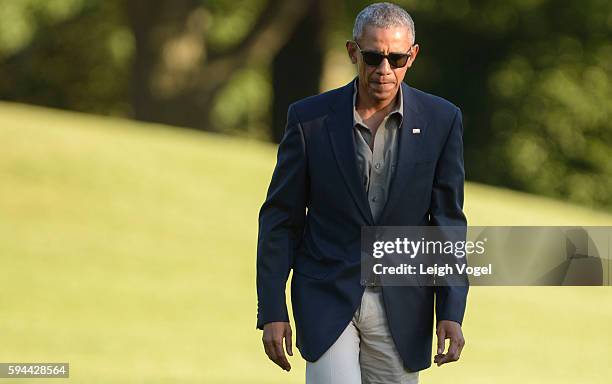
xmin=326 ymin=80 xmax=375 ymax=225
xmin=378 ymin=82 xmax=428 ymax=224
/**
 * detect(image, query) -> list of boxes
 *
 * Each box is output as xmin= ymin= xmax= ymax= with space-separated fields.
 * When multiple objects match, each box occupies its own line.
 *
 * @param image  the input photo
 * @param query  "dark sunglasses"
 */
xmin=352 ymin=41 xmax=413 ymax=68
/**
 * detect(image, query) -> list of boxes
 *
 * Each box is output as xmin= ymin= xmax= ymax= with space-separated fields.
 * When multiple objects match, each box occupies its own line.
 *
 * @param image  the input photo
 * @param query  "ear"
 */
xmin=407 ymin=44 xmax=420 ymax=68
xmin=346 ymin=41 xmax=358 ymax=64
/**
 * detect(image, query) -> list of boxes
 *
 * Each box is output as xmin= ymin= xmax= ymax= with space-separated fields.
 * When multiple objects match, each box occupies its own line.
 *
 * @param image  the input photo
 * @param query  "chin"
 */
xmin=369 ymin=89 xmax=394 ymax=102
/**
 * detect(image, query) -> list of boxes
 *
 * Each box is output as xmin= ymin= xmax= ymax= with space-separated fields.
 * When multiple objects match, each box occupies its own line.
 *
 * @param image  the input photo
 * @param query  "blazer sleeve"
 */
xmin=256 ymin=104 xmax=308 ymax=330
xmin=430 ymin=107 xmax=469 ymax=325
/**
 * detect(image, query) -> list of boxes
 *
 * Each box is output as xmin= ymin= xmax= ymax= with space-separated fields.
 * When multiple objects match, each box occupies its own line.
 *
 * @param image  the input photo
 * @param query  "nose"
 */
xmin=376 ymin=57 xmax=392 ymax=75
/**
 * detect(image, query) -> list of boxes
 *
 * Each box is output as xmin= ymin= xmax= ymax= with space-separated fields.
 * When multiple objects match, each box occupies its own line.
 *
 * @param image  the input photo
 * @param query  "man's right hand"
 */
xmin=262 ymin=321 xmax=293 ymax=371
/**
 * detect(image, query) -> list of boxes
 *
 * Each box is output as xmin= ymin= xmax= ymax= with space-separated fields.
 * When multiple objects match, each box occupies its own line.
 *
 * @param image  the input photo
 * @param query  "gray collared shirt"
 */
xmin=353 ymin=81 xmax=404 ymax=222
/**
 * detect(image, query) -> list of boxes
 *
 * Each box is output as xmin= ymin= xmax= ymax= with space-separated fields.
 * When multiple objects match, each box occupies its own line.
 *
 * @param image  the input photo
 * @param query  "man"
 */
xmin=257 ymin=2 xmax=468 ymax=383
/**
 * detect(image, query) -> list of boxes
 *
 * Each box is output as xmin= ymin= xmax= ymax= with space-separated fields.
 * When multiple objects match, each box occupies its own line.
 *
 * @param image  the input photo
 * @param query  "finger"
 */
xmin=275 ymin=341 xmax=291 ymax=371
xmin=457 ymin=338 xmax=465 ymax=359
xmin=436 ymin=341 xmax=462 ymax=366
xmin=285 ymin=329 xmax=293 ymax=356
xmin=433 ymin=353 xmax=444 ymax=365
xmin=434 ymin=353 xmax=451 ymax=366
xmin=436 ymin=328 xmax=446 ymax=354
xmin=263 ymin=339 xmax=276 ymax=361
xmin=273 ymin=340 xmax=291 ymax=371
xmin=436 ymin=354 xmax=452 ymax=366
xmin=265 ymin=339 xmax=281 ymax=366
xmin=447 ymin=338 xmax=460 ymax=361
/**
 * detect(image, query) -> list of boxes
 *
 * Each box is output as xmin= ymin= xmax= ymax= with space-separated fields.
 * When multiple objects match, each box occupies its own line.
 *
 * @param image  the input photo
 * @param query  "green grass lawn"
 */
xmin=1 ymin=101 xmax=610 ymax=383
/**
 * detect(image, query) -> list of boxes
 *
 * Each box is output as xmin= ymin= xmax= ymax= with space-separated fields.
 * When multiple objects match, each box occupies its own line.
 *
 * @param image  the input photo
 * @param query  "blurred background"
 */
xmin=0 ymin=0 xmax=611 ymax=383
xmin=1 ymin=0 xmax=611 ymax=208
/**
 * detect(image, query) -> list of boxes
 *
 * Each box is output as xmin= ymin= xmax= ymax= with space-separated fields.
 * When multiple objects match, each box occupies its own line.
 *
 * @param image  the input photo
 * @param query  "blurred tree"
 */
xmin=0 ymin=0 xmax=610 ymax=211
xmin=0 ymin=0 xmax=131 ymax=115
xmin=271 ymin=0 xmax=325 ymax=142
xmin=126 ymin=0 xmax=310 ymax=131
xmin=0 ymin=0 xmax=314 ymax=133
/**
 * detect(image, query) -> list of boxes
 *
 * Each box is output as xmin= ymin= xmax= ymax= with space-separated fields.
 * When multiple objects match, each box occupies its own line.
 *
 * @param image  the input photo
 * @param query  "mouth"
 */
xmin=370 ymin=81 xmax=395 ymax=89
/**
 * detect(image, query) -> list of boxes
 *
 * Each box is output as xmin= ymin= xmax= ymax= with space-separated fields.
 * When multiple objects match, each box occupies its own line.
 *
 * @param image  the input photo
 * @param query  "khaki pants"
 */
xmin=306 ymin=287 xmax=419 ymax=384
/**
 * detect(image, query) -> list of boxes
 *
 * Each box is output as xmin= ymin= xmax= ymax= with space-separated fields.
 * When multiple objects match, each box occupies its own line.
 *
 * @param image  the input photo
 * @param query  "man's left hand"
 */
xmin=434 ymin=320 xmax=465 ymax=366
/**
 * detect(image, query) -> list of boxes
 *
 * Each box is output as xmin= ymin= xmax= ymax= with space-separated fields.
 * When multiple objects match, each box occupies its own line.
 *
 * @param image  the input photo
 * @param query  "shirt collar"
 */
xmin=352 ymin=79 xmax=404 ymax=129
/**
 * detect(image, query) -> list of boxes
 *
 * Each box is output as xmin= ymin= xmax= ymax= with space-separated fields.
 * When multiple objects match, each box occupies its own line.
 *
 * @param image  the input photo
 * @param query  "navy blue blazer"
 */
xmin=256 ymin=78 xmax=468 ymax=372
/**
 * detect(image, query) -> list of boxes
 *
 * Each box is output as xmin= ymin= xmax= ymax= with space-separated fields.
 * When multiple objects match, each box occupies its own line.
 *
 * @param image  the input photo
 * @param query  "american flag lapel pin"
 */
xmin=412 ymin=128 xmax=421 ymax=134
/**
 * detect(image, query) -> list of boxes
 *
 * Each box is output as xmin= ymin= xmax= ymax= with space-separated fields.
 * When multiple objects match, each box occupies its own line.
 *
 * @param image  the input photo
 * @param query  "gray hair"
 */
xmin=352 ymin=2 xmax=415 ymax=44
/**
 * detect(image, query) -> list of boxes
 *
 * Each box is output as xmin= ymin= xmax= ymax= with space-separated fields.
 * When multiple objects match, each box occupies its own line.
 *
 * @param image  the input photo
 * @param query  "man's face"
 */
xmin=347 ymin=25 xmax=419 ymax=104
